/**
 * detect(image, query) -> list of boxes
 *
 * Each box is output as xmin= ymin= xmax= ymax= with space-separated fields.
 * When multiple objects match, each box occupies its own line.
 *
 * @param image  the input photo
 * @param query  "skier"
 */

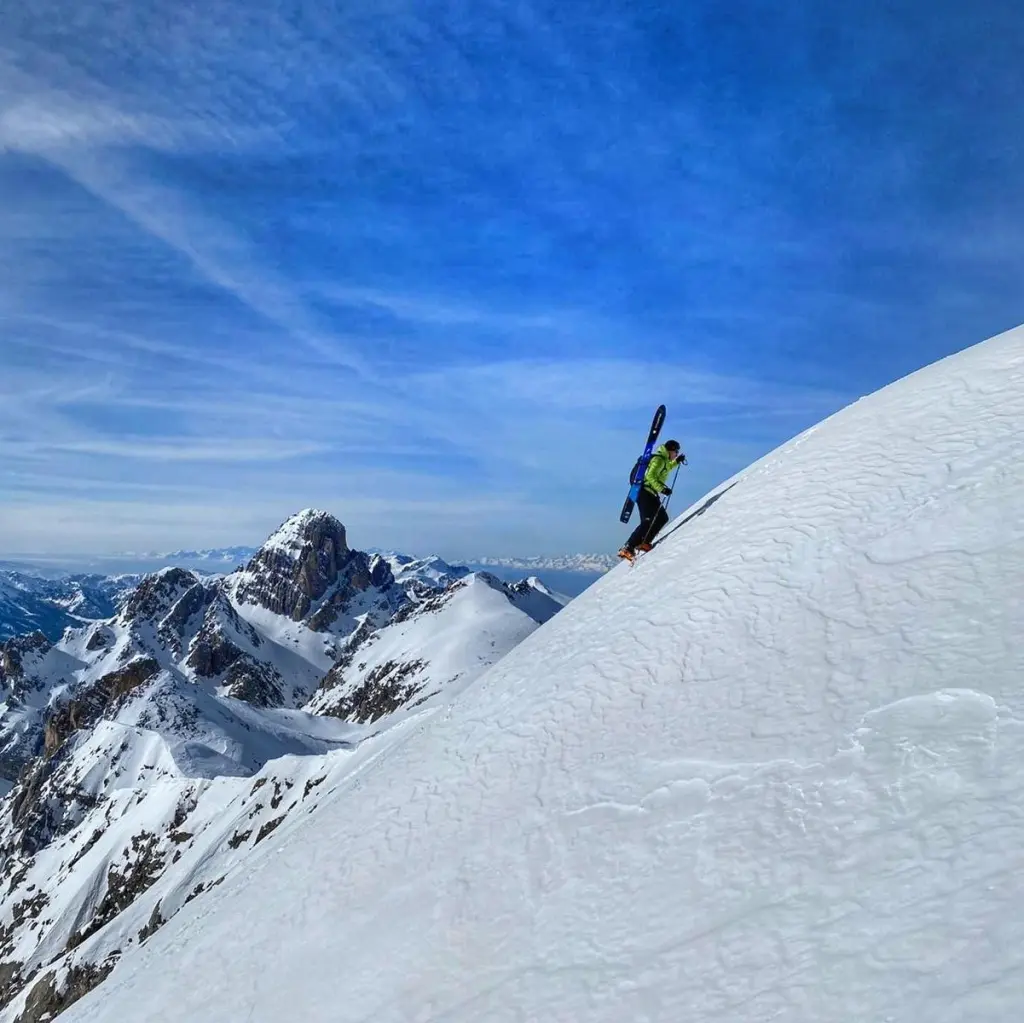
xmin=618 ymin=440 xmax=686 ymax=560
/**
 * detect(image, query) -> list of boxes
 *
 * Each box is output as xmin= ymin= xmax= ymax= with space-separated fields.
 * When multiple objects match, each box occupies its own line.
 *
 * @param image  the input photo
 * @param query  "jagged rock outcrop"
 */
xmin=156 ymin=579 xmax=212 ymax=658
xmin=185 ymin=594 xmax=260 ymax=676
xmin=221 ymin=660 xmax=286 ymax=707
xmin=0 ymin=634 xmax=51 ymax=691
xmin=7 ymin=749 xmax=99 ymax=857
xmin=120 ymin=568 xmax=199 ymax=626
xmin=14 ymin=957 xmax=115 ymax=1023
xmin=233 ymin=510 xmax=358 ymax=624
xmin=42 ymin=657 xmax=161 ymax=759
xmin=319 ymin=658 xmax=429 ymax=723
xmin=0 ymin=635 xmax=58 ymax=783
xmin=85 ymin=626 xmax=112 ymax=652
xmin=305 ymin=551 xmax=396 ymax=632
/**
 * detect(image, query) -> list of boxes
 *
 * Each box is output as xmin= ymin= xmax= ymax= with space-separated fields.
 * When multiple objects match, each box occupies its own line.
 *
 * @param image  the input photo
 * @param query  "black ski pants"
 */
xmin=627 ymin=487 xmax=668 ymax=550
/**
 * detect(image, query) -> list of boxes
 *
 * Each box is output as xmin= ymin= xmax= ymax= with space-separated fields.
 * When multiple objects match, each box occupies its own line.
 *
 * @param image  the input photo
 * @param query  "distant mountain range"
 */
xmin=150 ymin=548 xmax=616 ymax=574
xmin=0 ymin=570 xmax=139 ymax=643
xmin=470 ymin=553 xmax=616 ymax=572
xmin=0 ymin=545 xmax=608 ymax=647
xmin=136 ymin=546 xmax=259 ymax=564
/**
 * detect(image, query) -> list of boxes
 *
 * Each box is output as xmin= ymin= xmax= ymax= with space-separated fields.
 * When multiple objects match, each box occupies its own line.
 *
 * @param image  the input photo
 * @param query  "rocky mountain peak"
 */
xmin=121 ymin=568 xmax=202 ymax=627
xmin=257 ymin=509 xmax=347 ymax=563
xmin=233 ymin=511 xmax=354 ymax=622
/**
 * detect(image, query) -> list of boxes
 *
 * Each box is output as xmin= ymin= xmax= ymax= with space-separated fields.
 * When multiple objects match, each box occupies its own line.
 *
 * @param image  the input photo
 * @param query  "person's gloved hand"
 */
xmin=677 ymin=453 xmax=688 ymax=465
xmin=661 ymin=486 xmax=673 ymax=496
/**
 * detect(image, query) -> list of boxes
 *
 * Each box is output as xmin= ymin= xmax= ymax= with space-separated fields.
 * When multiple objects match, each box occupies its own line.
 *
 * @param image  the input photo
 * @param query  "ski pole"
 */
xmin=662 ymin=464 xmax=681 ymax=518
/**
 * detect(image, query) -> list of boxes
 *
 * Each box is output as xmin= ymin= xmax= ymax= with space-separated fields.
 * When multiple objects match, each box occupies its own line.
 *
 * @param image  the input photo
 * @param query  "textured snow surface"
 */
xmin=62 ymin=327 xmax=1024 ymax=1022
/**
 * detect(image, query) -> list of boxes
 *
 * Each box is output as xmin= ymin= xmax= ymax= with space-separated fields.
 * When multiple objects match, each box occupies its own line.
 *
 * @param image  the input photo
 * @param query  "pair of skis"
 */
xmin=619 ymin=404 xmax=666 ymax=524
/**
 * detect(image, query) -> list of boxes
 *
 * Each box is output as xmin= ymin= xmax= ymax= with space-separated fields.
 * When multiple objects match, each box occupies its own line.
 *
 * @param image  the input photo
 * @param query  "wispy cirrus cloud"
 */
xmin=4 ymin=0 xmax=1024 ymax=558
xmin=16 ymin=438 xmax=334 ymax=463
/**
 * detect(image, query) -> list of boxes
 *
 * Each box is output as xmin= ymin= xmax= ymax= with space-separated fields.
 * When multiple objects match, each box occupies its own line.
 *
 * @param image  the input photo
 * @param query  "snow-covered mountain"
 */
xmin=0 ymin=512 xmax=565 ymax=1020
xmin=23 ymin=323 xmax=1024 ymax=1023
xmin=0 ymin=572 xmax=137 ymax=644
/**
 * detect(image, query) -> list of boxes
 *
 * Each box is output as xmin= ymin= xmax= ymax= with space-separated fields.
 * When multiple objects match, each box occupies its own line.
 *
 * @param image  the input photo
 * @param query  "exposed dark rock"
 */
xmin=184 ymin=883 xmax=205 ymax=905
xmin=5 ymin=658 xmax=160 ymax=856
xmin=234 ymin=510 xmax=353 ymax=622
xmin=157 ymin=580 xmax=212 ymax=657
xmin=254 ymin=816 xmax=285 ymax=845
xmin=185 ymin=594 xmax=262 ymax=680
xmin=0 ymin=960 xmax=27 ymax=1010
xmin=302 ymin=775 xmax=326 ymax=799
xmin=0 ymin=634 xmax=51 ymax=688
xmin=68 ymin=828 xmax=104 ymax=869
xmin=9 ymin=893 xmax=48 ymax=930
xmin=221 ymin=659 xmax=285 ymax=708
xmin=0 ymin=742 xmax=41 ymax=790
xmin=14 ymin=958 xmax=115 ymax=1023
xmin=389 ymin=581 xmax=461 ymax=626
xmin=8 ymin=755 xmax=75 ymax=856
xmin=306 ymin=553 xmax=376 ymax=632
xmin=227 ymin=829 xmax=251 ymax=849
xmin=185 ymin=630 xmax=243 ymax=679
xmin=67 ymin=831 xmax=164 ymax=950
xmin=137 ymin=903 xmax=164 ymax=944
xmin=121 ymin=569 xmax=199 ymax=625
xmin=317 ymin=619 xmax=376 ymax=695
xmin=43 ymin=657 xmax=160 ymax=759
xmin=368 ymin=555 xmax=395 ymax=589
xmin=170 ymin=794 xmax=197 ymax=832
xmin=322 ymin=658 xmax=428 ymax=724
xmin=85 ymin=627 xmax=111 ymax=652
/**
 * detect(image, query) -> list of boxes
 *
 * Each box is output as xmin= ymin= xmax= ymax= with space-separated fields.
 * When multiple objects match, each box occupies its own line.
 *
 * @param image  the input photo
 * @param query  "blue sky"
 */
xmin=2 ymin=0 xmax=1023 ymax=558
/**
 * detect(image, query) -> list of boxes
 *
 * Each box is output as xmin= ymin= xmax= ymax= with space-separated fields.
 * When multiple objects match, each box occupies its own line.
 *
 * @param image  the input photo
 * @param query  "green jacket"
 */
xmin=643 ymin=445 xmax=680 ymax=495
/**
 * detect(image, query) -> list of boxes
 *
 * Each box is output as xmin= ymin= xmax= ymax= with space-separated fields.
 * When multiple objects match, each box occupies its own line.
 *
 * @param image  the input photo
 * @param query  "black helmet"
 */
xmin=664 ymin=439 xmax=680 ymax=451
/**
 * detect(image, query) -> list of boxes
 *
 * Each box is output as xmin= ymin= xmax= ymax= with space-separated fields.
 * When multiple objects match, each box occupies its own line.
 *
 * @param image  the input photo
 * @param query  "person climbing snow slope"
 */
xmin=619 ymin=440 xmax=686 ymax=561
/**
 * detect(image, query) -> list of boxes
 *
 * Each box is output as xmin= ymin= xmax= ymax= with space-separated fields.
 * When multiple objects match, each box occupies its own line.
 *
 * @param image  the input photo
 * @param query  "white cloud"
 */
xmin=0 ymin=97 xmax=193 ymax=154
xmin=401 ymin=357 xmax=847 ymax=413
xmin=43 ymin=148 xmax=366 ymax=372
xmin=0 ymin=67 xmax=364 ymax=374
xmin=315 ymin=284 xmax=568 ymax=331
xmin=37 ymin=438 xmax=334 ymax=462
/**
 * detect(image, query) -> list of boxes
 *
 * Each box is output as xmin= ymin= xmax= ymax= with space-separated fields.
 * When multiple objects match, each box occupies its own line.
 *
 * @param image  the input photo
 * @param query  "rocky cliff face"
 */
xmin=0 ymin=634 xmax=51 ymax=697
xmin=233 ymin=510 xmax=354 ymax=622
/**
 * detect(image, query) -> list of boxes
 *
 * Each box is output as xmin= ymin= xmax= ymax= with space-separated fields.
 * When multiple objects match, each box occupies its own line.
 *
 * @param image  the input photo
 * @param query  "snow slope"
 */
xmin=306 ymin=572 xmax=562 ymax=721
xmin=42 ymin=327 xmax=1024 ymax=1021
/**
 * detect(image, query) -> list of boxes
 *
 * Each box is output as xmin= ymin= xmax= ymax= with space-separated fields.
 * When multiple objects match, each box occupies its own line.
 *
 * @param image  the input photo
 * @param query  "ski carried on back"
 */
xmin=619 ymin=404 xmax=666 ymax=523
